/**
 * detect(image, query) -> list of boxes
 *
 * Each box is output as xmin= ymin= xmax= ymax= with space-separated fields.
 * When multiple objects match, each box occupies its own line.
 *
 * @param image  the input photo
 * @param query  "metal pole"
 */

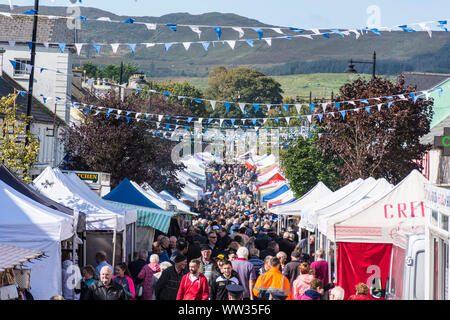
xmin=148 ymin=80 xmax=152 ymax=113
xmin=25 ymin=0 xmax=39 ymax=145
xmin=118 ymin=61 xmax=123 ymax=101
xmin=372 ymin=51 xmax=376 ymax=78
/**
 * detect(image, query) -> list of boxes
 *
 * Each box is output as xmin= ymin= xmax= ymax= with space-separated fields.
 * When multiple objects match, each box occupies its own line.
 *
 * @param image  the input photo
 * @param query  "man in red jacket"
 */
xmin=176 ymin=259 xmax=210 ymax=300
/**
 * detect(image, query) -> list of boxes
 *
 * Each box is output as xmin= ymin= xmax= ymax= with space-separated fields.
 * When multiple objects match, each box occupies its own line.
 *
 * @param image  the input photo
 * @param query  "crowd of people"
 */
xmin=59 ymin=162 xmax=371 ymax=301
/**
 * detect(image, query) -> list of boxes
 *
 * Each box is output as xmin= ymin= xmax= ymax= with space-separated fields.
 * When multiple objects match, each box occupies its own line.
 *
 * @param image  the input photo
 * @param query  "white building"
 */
xmin=0 ymin=15 xmax=75 ymax=176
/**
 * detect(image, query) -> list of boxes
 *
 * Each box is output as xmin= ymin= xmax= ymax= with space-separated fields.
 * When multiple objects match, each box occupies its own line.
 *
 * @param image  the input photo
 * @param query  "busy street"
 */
xmin=0 ymin=0 xmax=450 ymax=306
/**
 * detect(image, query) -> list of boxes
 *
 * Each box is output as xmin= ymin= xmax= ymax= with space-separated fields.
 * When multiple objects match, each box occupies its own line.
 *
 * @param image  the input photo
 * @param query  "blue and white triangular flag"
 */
xmin=58 ymin=43 xmax=66 ymax=53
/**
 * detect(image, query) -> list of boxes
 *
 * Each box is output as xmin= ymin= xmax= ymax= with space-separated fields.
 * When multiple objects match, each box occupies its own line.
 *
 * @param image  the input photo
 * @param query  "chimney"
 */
xmin=0 ymin=47 xmax=5 ymax=77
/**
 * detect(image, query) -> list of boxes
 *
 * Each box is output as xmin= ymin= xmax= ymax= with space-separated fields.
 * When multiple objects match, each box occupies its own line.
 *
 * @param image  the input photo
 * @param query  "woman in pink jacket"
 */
xmin=292 ymin=262 xmax=315 ymax=300
xmin=138 ymin=254 xmax=161 ymax=300
xmin=112 ymin=263 xmax=136 ymax=299
xmin=299 ymin=278 xmax=324 ymax=300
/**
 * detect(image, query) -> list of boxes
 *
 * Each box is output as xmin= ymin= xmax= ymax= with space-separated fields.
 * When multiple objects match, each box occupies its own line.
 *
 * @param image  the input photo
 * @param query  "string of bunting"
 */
xmin=71 ymin=86 xmax=442 ymax=130
xmin=1 ymin=19 xmax=449 ymax=55
xmin=1 ymin=10 xmax=447 ymax=40
xmin=8 ymin=59 xmax=443 ymax=118
xmin=70 ymin=100 xmax=309 ymax=145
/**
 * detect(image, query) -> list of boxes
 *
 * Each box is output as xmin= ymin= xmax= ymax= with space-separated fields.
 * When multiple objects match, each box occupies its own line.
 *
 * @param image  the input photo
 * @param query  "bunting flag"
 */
xmin=111 ymin=43 xmax=120 ymax=53
xmin=224 ymin=102 xmax=231 ymax=113
xmin=128 ymin=43 xmax=137 ymax=54
xmin=232 ymin=27 xmax=245 ymax=38
xmin=167 ymin=24 xmax=177 ymax=32
xmin=239 ymin=103 xmax=246 ymax=113
xmin=201 ymin=41 xmax=210 ymax=51
xmin=58 ymin=43 xmax=66 ymax=53
xmin=189 ymin=26 xmax=202 ymax=38
xmin=252 ymin=27 xmax=264 ymax=40
xmin=212 ymin=27 xmax=222 ymax=40
xmin=318 ymin=113 xmax=323 ymax=123
xmin=75 ymin=43 xmax=83 ymax=56
xmin=93 ymin=44 xmax=102 ymax=54
xmin=335 ymin=102 xmax=340 ymax=110
xmin=226 ymin=40 xmax=236 ymax=49
xmin=210 ymin=101 xmax=216 ymax=111
xmin=253 ymin=104 xmax=260 ymax=113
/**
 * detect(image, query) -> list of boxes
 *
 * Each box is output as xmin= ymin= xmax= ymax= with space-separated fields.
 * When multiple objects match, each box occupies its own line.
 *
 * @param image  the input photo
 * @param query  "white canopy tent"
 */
xmin=139 ymin=182 xmax=171 ymax=210
xmin=34 ymin=167 xmax=130 ymax=231
xmin=160 ymin=190 xmax=192 ymax=213
xmin=257 ymin=165 xmax=280 ymax=184
xmin=311 ymin=179 xmax=394 ymax=235
xmin=299 ymin=178 xmax=364 ymax=231
xmin=325 ymin=170 xmax=427 ymax=299
xmin=327 ymin=170 xmax=428 ymax=244
xmin=267 ymin=189 xmax=296 ymax=209
xmin=0 ymin=179 xmax=74 ymax=300
xmin=317 ymin=178 xmax=394 ymax=236
xmin=34 ymin=167 xmax=137 ymax=267
xmin=270 ymin=181 xmax=332 ymax=215
xmin=255 ymin=154 xmax=276 ymax=168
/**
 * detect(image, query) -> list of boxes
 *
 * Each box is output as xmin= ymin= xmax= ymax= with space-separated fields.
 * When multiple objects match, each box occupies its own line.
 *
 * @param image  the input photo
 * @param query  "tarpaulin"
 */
xmin=337 ymin=242 xmax=392 ymax=300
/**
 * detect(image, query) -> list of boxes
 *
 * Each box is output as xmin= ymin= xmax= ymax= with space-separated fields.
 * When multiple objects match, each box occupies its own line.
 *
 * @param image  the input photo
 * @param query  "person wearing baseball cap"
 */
xmin=199 ymin=244 xmax=214 ymax=287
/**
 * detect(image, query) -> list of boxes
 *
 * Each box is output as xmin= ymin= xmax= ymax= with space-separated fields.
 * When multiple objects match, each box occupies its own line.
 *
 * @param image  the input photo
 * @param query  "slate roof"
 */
xmin=402 ymin=72 xmax=450 ymax=92
xmin=0 ymin=72 xmax=65 ymax=125
xmin=0 ymin=15 xmax=75 ymax=44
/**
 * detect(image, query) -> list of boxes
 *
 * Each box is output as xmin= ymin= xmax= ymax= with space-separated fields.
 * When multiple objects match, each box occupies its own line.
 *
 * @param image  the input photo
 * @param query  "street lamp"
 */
xmin=345 ymin=51 xmax=377 ymax=79
xmin=25 ymin=0 xmax=39 ymax=147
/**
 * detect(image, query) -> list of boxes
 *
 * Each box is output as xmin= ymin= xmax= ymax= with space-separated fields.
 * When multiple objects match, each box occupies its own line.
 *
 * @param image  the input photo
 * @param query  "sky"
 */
xmin=1 ymin=0 xmax=449 ymax=29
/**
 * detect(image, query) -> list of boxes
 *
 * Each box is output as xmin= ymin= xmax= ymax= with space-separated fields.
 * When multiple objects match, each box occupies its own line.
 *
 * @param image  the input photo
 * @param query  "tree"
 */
xmin=63 ymin=91 xmax=191 ymax=196
xmin=204 ymin=66 xmax=283 ymax=118
xmin=280 ymin=134 xmax=342 ymax=197
xmin=0 ymin=94 xmax=39 ymax=183
xmin=82 ymin=61 xmax=140 ymax=83
xmin=145 ymin=80 xmax=208 ymax=118
xmin=317 ymin=76 xmax=433 ymax=185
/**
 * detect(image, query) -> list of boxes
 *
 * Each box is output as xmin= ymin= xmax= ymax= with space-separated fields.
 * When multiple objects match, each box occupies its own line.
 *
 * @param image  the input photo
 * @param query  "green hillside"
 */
xmin=153 ymin=73 xmax=396 ymax=98
xmin=3 ymin=5 xmax=449 ymax=77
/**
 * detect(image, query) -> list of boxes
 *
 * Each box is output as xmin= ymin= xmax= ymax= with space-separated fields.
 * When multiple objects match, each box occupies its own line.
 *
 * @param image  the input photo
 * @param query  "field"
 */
xmin=153 ymin=73 xmax=395 ymax=98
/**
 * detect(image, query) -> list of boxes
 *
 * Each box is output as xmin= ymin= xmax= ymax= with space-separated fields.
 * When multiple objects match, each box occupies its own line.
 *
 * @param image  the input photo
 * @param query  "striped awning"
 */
xmin=0 ymin=243 xmax=44 ymax=272
xmin=106 ymin=201 xmax=176 ymax=233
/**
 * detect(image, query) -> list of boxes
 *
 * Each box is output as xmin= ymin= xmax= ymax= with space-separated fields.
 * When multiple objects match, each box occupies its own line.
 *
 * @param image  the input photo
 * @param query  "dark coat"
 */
xmin=282 ymin=260 xmax=301 ymax=286
xmin=154 ymin=265 xmax=188 ymax=300
xmin=128 ymin=258 xmax=147 ymax=284
xmin=210 ymin=270 xmax=241 ymax=300
xmin=85 ymin=280 xmax=128 ymax=300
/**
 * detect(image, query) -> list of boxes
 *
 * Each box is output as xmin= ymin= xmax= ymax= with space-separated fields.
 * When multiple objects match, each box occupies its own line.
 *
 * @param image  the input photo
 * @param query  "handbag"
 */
xmin=0 ymin=270 xmax=16 ymax=287
xmin=0 ymin=285 xmax=19 ymax=300
xmin=13 ymin=269 xmax=31 ymax=290
xmin=136 ymin=283 xmax=144 ymax=297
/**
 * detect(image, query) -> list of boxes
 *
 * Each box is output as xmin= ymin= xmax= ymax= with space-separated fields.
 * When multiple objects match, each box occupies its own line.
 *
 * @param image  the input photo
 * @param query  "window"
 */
xmin=13 ymin=59 xmax=31 ymax=77
xmin=441 ymin=214 xmax=449 ymax=232
xmin=432 ymin=210 xmax=438 ymax=227
xmin=414 ymin=250 xmax=425 ymax=300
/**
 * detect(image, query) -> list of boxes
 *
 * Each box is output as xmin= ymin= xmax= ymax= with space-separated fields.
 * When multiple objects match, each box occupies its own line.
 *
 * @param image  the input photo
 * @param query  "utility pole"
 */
xmin=118 ymin=61 xmax=123 ymax=101
xmin=25 ymin=0 xmax=39 ymax=146
xmin=148 ymin=80 xmax=152 ymax=113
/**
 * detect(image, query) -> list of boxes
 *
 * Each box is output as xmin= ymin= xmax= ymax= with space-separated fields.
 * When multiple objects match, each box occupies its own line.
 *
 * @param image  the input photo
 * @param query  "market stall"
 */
xmin=326 ymin=170 xmax=427 ymax=299
xmin=0 ymin=243 xmax=45 ymax=300
xmin=0 ymin=179 xmax=74 ymax=300
xmin=34 ymin=167 xmax=137 ymax=267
